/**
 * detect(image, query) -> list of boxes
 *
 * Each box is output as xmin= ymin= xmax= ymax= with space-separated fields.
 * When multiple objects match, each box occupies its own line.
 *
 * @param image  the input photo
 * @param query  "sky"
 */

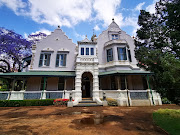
xmin=0 ymin=0 xmax=158 ymax=44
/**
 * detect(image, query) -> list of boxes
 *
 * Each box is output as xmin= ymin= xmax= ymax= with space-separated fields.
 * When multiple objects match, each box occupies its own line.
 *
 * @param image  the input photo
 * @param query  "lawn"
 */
xmin=153 ymin=109 xmax=180 ymax=135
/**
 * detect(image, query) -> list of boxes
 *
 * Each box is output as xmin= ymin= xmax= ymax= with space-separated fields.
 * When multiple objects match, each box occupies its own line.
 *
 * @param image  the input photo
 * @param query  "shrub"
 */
xmin=162 ymin=97 xmax=172 ymax=104
xmin=106 ymin=98 xmax=118 ymax=106
xmin=0 ymin=99 xmax=54 ymax=107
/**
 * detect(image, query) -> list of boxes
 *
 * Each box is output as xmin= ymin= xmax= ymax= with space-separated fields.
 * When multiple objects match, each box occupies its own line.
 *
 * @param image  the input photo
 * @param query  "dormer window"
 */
xmin=112 ymin=34 xmax=118 ymax=40
xmin=39 ymin=53 xmax=51 ymax=67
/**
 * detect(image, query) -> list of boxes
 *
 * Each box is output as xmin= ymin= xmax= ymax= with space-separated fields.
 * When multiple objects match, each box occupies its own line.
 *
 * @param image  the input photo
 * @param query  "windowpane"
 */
xmin=81 ymin=48 xmax=84 ymax=55
xmin=128 ymin=50 xmax=132 ymax=62
xmin=112 ymin=34 xmax=118 ymax=40
xmin=107 ymin=48 xmax=113 ymax=62
xmin=58 ymin=77 xmax=64 ymax=90
xmin=117 ymin=47 xmax=127 ymax=60
xmin=86 ymin=48 xmax=89 ymax=55
xmin=39 ymin=53 xmax=51 ymax=67
xmin=91 ymin=48 xmax=94 ymax=55
xmin=56 ymin=54 xmax=67 ymax=67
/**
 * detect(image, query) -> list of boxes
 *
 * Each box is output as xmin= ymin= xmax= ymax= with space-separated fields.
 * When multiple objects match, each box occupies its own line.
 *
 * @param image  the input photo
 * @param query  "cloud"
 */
xmin=146 ymin=0 xmax=158 ymax=14
xmin=94 ymin=25 xmax=100 ymax=31
xmin=0 ymin=0 xmax=26 ymax=14
xmin=135 ymin=2 xmax=145 ymax=11
xmin=93 ymin=0 xmax=123 ymax=27
xmin=0 ymin=0 xmax=93 ymax=27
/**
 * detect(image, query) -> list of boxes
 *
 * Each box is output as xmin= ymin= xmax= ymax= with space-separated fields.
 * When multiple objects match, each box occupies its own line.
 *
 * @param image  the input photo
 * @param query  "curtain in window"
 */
xmin=117 ymin=47 xmax=127 ymax=60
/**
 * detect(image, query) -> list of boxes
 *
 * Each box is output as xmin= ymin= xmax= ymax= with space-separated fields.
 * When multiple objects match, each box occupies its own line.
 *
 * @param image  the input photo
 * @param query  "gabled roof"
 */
xmin=77 ymin=36 xmax=97 ymax=45
xmin=108 ymin=18 xmax=121 ymax=32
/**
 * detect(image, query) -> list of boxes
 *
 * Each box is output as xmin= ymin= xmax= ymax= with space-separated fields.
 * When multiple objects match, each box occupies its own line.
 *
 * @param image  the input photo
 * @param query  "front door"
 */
xmin=82 ymin=81 xmax=90 ymax=98
xmin=81 ymin=72 xmax=92 ymax=98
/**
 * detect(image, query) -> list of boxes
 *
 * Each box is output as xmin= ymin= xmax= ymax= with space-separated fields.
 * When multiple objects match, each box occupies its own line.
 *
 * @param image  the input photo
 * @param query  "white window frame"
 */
xmin=39 ymin=53 xmax=51 ymax=67
xmin=56 ymin=53 xmax=67 ymax=67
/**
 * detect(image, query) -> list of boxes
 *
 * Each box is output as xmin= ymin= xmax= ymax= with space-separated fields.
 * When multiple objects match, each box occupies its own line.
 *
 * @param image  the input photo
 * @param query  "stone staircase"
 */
xmin=74 ymin=98 xmax=102 ymax=107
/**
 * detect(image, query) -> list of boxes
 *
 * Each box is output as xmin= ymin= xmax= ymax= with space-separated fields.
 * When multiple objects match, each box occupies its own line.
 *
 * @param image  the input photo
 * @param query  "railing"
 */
xmin=0 ymin=90 xmax=65 ymax=100
xmin=129 ymin=90 xmax=149 ymax=100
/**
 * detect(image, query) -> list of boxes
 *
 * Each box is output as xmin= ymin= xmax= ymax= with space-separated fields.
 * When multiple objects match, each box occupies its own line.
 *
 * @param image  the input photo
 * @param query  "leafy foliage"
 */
xmin=135 ymin=0 xmax=180 ymax=102
xmin=0 ymin=99 xmax=54 ymax=107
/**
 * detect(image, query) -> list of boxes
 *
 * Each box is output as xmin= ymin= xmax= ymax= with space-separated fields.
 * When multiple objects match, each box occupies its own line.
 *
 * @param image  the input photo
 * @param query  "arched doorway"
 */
xmin=81 ymin=72 xmax=93 ymax=98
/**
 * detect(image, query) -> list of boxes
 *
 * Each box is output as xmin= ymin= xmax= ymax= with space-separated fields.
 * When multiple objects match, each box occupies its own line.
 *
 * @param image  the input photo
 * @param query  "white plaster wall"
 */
xmin=26 ymin=77 xmax=41 ymax=91
xmin=97 ymin=21 xmax=140 ymax=71
xmin=30 ymin=28 xmax=76 ymax=71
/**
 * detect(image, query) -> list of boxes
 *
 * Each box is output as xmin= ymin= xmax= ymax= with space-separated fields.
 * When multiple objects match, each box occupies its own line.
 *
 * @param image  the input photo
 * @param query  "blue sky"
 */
xmin=0 ymin=0 xmax=158 ymax=43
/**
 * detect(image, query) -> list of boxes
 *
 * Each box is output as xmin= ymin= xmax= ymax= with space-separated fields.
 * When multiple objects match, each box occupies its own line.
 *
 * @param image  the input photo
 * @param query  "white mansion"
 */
xmin=0 ymin=19 xmax=162 ymax=106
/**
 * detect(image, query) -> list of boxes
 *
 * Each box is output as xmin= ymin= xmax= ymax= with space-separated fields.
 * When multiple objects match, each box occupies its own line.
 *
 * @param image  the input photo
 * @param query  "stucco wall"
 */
xmin=97 ymin=21 xmax=140 ymax=71
xmin=30 ymin=28 xmax=76 ymax=71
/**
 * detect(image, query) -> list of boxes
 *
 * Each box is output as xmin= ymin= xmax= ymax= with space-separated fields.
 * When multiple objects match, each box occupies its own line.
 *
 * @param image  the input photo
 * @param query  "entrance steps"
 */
xmin=74 ymin=98 xmax=103 ymax=107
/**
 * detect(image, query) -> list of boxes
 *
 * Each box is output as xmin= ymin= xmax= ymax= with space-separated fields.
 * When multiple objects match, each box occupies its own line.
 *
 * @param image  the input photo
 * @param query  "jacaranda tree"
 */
xmin=0 ymin=27 xmax=32 ymax=72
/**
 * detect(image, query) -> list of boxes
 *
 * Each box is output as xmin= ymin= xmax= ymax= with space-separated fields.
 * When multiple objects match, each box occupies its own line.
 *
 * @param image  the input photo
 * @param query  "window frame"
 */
xmin=39 ymin=53 xmax=51 ymax=67
xmin=112 ymin=34 xmax=119 ymax=40
xmin=81 ymin=47 xmax=84 ymax=55
xmin=91 ymin=48 xmax=94 ymax=55
xmin=107 ymin=48 xmax=113 ymax=62
xmin=56 ymin=53 xmax=67 ymax=67
xmin=117 ymin=47 xmax=127 ymax=61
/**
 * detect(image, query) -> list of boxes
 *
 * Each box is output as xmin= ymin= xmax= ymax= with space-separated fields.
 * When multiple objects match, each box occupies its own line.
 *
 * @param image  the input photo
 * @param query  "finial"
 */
xmin=86 ymin=35 xmax=87 ymax=38
xmin=58 ymin=25 xmax=60 ymax=28
xmin=112 ymin=18 xmax=114 ymax=22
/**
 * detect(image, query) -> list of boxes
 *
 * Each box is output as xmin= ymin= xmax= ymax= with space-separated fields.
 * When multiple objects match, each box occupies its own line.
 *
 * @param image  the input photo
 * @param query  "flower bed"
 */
xmin=53 ymin=99 xmax=74 ymax=106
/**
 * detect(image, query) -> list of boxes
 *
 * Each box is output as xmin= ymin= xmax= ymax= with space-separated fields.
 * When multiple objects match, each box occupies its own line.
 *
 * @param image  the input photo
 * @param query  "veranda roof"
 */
xmin=99 ymin=70 xmax=153 ymax=76
xmin=0 ymin=71 xmax=76 ymax=78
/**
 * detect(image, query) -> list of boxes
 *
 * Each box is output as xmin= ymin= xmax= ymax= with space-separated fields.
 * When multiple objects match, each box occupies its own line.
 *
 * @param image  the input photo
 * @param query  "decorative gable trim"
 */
xmin=42 ymin=47 xmax=54 ymax=52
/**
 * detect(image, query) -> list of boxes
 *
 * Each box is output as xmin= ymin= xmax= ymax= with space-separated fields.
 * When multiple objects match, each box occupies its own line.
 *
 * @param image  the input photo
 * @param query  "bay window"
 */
xmin=117 ymin=47 xmax=127 ymax=60
xmin=107 ymin=48 xmax=113 ymax=62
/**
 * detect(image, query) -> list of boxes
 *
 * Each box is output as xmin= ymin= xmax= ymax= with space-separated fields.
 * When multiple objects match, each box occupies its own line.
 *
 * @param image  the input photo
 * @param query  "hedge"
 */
xmin=0 ymin=99 xmax=54 ymax=107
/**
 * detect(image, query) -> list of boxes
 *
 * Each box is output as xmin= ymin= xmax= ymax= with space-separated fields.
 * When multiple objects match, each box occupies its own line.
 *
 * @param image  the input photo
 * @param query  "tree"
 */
xmin=0 ymin=27 xmax=32 ymax=72
xmin=0 ymin=28 xmax=47 ymax=73
xmin=135 ymin=0 xmax=180 ymax=102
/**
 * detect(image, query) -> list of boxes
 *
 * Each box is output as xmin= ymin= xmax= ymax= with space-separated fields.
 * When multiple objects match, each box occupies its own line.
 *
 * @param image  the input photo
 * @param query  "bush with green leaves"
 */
xmin=162 ymin=97 xmax=172 ymax=104
xmin=0 ymin=99 xmax=54 ymax=107
xmin=106 ymin=98 xmax=118 ymax=106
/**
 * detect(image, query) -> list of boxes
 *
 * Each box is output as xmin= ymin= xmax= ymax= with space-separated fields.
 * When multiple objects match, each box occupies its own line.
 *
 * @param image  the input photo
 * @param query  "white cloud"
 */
xmin=135 ymin=2 xmax=145 ymax=11
xmin=93 ymin=0 xmax=123 ymax=27
xmin=0 ymin=0 xmax=93 ymax=27
xmin=0 ymin=0 xmax=26 ymax=14
xmin=75 ymin=32 xmax=86 ymax=40
xmin=94 ymin=25 xmax=100 ymax=31
xmin=146 ymin=0 xmax=158 ymax=14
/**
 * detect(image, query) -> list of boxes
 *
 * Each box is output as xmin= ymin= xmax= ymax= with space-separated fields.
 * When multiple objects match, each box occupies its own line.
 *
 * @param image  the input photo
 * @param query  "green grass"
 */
xmin=153 ymin=109 xmax=180 ymax=135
